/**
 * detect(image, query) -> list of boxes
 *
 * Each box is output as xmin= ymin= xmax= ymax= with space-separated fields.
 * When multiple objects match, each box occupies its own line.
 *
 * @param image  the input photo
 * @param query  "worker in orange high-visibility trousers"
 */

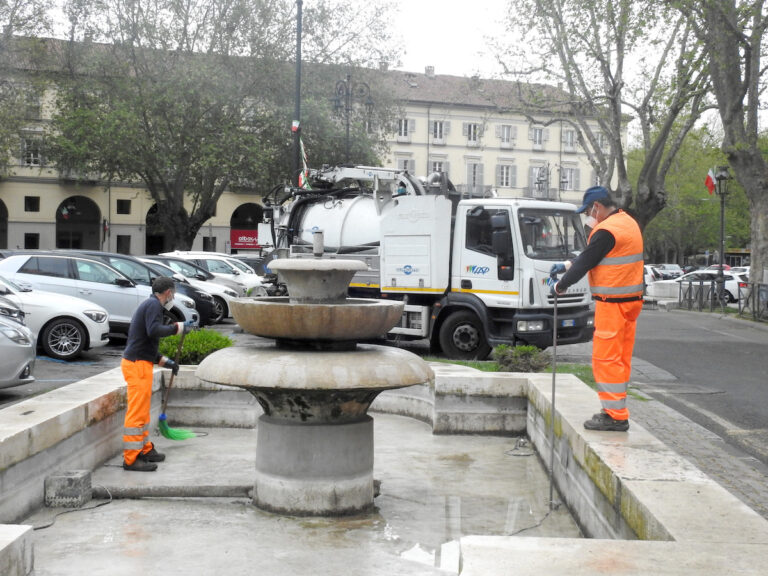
xmin=121 ymin=276 xmax=195 ymax=471
xmin=549 ymin=186 xmax=644 ymax=432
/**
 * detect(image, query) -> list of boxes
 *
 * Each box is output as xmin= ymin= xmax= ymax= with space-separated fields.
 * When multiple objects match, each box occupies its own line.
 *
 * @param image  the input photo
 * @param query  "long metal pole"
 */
xmin=345 ymin=74 xmax=351 ymax=163
xmin=549 ymin=292 xmax=558 ymax=511
xmin=292 ymin=0 xmax=303 ymax=187
xmin=718 ymin=190 xmax=725 ymax=303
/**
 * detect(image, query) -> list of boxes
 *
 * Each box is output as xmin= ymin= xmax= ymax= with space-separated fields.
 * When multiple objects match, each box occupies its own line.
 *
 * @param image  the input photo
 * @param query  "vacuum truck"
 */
xmin=261 ymin=165 xmax=594 ymax=359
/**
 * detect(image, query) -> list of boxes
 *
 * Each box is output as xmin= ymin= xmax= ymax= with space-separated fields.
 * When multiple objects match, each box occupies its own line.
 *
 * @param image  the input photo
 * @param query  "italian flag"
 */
xmin=705 ymin=168 xmax=716 ymax=194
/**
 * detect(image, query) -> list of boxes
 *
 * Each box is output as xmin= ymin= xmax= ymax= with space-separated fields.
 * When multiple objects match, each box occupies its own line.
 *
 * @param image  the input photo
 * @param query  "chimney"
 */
xmin=425 ymin=65 xmax=435 ymax=77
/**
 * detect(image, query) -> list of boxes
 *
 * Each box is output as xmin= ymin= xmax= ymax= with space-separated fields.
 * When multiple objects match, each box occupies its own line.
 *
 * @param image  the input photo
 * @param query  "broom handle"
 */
xmin=160 ymin=331 xmax=186 ymax=414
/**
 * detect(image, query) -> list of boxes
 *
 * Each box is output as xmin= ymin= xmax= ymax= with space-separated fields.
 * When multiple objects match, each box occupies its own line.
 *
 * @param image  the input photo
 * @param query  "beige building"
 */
xmin=0 ymin=56 xmax=607 ymax=255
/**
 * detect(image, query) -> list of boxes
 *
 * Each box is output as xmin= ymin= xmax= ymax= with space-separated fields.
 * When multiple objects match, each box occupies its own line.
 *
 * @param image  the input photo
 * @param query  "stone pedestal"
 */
xmin=253 ymin=416 xmax=373 ymax=515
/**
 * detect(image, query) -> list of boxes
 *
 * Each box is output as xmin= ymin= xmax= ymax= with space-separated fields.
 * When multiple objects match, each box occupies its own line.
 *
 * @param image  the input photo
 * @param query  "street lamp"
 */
xmin=333 ymin=74 xmax=374 ymax=163
xmin=714 ymin=166 xmax=733 ymax=303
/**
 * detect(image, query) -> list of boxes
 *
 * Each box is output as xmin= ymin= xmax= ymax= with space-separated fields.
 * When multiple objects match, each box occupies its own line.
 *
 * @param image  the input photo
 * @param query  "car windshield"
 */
xmin=517 ymin=208 xmax=587 ymax=261
xmin=227 ymin=259 xmax=254 ymax=274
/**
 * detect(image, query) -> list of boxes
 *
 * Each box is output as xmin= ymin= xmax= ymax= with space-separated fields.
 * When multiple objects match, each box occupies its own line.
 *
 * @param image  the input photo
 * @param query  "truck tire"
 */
xmin=438 ymin=310 xmax=492 ymax=360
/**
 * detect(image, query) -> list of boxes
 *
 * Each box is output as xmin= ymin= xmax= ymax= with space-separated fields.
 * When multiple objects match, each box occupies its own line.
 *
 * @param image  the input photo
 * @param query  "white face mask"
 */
xmin=584 ymin=205 xmax=598 ymax=229
xmin=163 ymin=292 xmax=175 ymax=310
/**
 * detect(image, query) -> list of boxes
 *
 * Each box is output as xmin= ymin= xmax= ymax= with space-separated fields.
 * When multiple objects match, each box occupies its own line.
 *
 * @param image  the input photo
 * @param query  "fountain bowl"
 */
xmin=230 ymin=297 xmax=404 ymax=342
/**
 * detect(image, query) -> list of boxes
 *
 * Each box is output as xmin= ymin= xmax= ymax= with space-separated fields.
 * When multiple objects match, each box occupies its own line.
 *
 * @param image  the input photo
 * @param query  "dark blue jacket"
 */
xmin=122 ymin=296 xmax=177 ymax=363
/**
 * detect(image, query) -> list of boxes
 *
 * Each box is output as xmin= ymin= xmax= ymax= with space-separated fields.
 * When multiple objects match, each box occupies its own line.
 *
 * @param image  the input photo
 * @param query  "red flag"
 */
xmin=705 ymin=168 xmax=716 ymax=194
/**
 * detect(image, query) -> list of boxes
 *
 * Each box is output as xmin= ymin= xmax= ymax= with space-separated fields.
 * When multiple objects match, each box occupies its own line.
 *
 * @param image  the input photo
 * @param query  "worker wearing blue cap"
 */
xmin=549 ymin=186 xmax=644 ymax=432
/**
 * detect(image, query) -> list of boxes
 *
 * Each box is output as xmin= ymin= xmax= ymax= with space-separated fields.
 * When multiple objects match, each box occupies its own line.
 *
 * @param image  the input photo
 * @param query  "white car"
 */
xmin=139 ymin=257 xmax=239 ymax=323
xmin=0 ymin=275 xmax=110 ymax=360
xmin=0 ymin=253 xmax=198 ymax=334
xmin=160 ymin=251 xmax=268 ymax=296
xmin=0 ymin=316 xmax=35 ymax=389
xmin=646 ymin=270 xmax=748 ymax=303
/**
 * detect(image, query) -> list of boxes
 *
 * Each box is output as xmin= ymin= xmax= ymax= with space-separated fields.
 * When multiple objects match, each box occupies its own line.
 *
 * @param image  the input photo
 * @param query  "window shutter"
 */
xmin=528 ymin=126 xmax=534 ymax=140
xmin=444 ymin=121 xmax=450 ymax=135
xmin=443 ymin=161 xmax=450 ymax=176
xmin=409 ymin=119 xmax=416 ymax=133
xmin=466 ymin=163 xmax=472 ymax=186
xmin=561 ymin=129 xmax=568 ymax=143
xmin=512 ymin=126 xmax=517 ymax=139
xmin=574 ymin=169 xmax=581 ymax=190
xmin=462 ymin=122 xmax=469 ymax=136
xmin=478 ymin=124 xmax=484 ymax=137
xmin=495 ymin=164 xmax=502 ymax=186
xmin=476 ymin=163 xmax=484 ymax=187
xmin=495 ymin=125 xmax=501 ymax=138
xmin=543 ymin=128 xmax=550 ymax=142
xmin=510 ymin=165 xmax=517 ymax=188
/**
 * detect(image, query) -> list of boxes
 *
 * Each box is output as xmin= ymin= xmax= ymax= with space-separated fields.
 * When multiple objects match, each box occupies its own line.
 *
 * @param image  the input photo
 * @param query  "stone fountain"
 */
xmin=196 ymin=258 xmax=433 ymax=516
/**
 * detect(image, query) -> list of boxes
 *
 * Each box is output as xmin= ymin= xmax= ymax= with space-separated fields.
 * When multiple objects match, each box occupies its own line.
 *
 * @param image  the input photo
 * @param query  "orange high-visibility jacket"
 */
xmin=588 ymin=210 xmax=644 ymax=302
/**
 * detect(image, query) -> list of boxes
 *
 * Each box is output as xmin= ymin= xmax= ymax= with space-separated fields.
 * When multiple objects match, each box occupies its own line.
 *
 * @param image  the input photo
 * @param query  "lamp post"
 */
xmin=333 ymin=75 xmax=374 ymax=163
xmin=714 ymin=166 xmax=733 ymax=303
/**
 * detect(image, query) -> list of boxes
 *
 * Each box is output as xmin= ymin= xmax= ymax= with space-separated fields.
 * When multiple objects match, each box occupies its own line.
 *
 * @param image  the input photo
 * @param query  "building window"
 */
xmin=562 ymin=129 xmax=576 ymax=151
xmin=466 ymin=162 xmax=484 ymax=194
xmin=24 ymin=196 xmax=40 ymax=212
xmin=116 ymin=199 xmax=131 ymax=215
xmin=21 ymin=136 xmax=43 ymax=167
xmin=498 ymin=124 xmax=516 ymax=148
xmin=430 ymin=160 xmax=449 ymax=176
xmin=560 ymin=167 xmax=580 ymax=191
xmin=532 ymin=128 xmax=543 ymax=147
xmin=203 ymin=236 xmax=217 ymax=252
xmin=397 ymin=158 xmax=416 ymax=172
xmin=23 ymin=92 xmax=41 ymax=120
xmin=24 ymin=233 xmax=39 ymax=249
xmin=116 ymin=235 xmax=131 ymax=255
xmin=496 ymin=164 xmax=516 ymax=188
xmin=464 ymin=122 xmax=481 ymax=145
xmin=431 ymin=120 xmax=449 ymax=144
xmin=397 ymin=118 xmax=414 ymax=143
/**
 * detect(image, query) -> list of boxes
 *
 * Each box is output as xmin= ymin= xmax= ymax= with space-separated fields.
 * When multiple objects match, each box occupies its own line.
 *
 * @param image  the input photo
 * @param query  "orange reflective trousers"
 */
xmin=591 ymin=300 xmax=643 ymax=421
xmin=121 ymin=358 xmax=155 ymax=465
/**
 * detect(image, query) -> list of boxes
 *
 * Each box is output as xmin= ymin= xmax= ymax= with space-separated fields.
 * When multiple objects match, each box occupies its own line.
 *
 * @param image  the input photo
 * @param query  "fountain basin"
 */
xmin=268 ymin=258 xmax=367 ymax=303
xmin=197 ymin=344 xmax=433 ymax=515
xmin=230 ymin=297 xmax=404 ymax=343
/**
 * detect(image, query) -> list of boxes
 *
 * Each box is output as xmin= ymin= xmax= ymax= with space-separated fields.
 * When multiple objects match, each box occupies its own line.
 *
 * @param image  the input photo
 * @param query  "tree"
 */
xmin=673 ymin=0 xmax=768 ymax=283
xmin=46 ymin=0 xmax=399 ymax=250
xmin=634 ymin=128 xmax=751 ymax=263
xmin=0 ymin=1 xmax=54 ymax=176
xmin=496 ymin=0 xmax=711 ymax=229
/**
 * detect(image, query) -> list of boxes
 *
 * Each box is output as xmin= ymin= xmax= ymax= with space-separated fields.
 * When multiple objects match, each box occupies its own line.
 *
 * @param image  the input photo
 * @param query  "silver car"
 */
xmin=0 ymin=316 xmax=35 ymax=389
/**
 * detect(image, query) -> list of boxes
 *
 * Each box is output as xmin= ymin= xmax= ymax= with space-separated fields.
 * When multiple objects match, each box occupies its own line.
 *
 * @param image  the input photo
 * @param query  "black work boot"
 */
xmin=138 ymin=446 xmax=166 ymax=462
xmin=583 ymin=411 xmax=629 ymax=432
xmin=123 ymin=458 xmax=158 ymax=472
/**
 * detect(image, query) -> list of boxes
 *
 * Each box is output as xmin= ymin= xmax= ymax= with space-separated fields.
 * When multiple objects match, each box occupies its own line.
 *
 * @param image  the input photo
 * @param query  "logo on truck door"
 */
xmin=397 ymin=265 xmax=418 ymax=275
xmin=466 ymin=265 xmax=491 ymax=275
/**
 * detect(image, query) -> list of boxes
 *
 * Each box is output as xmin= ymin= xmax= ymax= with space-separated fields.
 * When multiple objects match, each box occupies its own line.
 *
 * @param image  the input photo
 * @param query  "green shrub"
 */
xmin=159 ymin=329 xmax=233 ymax=365
xmin=491 ymin=344 xmax=551 ymax=373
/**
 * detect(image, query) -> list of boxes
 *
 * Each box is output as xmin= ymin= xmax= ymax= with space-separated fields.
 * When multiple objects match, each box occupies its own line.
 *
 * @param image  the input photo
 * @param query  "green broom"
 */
xmin=158 ymin=331 xmax=197 ymax=440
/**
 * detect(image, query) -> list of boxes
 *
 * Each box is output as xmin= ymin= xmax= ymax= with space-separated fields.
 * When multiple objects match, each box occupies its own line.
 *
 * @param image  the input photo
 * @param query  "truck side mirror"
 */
xmin=490 ymin=212 xmax=511 ymax=258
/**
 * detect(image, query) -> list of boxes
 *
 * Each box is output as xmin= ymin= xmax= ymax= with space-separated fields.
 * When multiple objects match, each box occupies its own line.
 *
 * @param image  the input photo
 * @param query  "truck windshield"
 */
xmin=518 ymin=209 xmax=587 ymax=261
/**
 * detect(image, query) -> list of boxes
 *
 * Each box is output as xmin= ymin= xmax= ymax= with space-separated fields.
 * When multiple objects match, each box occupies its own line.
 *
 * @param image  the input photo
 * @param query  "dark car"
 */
xmin=71 ymin=250 xmax=215 ymax=326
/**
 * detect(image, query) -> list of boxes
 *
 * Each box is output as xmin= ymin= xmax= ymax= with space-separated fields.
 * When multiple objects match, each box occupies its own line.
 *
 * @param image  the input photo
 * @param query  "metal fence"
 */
xmin=677 ymin=279 xmax=727 ymax=312
xmin=738 ymin=282 xmax=768 ymax=322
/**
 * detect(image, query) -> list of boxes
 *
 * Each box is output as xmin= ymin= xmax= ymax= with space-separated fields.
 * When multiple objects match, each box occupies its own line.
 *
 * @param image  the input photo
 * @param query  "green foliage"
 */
xmin=491 ymin=344 xmax=551 ymax=373
xmin=159 ymin=329 xmax=233 ymax=365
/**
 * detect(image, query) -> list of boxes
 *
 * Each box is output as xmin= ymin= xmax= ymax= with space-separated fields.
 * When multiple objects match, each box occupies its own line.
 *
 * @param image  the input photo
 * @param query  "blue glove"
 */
xmin=177 ymin=320 xmax=197 ymax=335
xmin=546 ymin=276 xmax=560 ymax=296
xmin=164 ymin=358 xmax=179 ymax=376
xmin=549 ymin=263 xmax=567 ymax=276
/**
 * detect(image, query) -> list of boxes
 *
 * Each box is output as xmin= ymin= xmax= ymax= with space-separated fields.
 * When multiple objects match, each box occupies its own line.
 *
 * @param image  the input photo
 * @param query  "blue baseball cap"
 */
xmin=576 ymin=186 xmax=612 ymax=213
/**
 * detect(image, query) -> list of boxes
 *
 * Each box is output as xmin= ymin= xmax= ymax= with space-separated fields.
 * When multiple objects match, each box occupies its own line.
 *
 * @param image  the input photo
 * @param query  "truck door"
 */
xmin=457 ymin=206 xmax=519 ymax=302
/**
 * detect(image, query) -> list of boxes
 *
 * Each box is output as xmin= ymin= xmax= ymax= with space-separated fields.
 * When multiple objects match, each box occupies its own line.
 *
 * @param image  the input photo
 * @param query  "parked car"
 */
xmin=731 ymin=266 xmax=750 ymax=277
xmin=160 ymin=251 xmax=269 ymax=296
xmin=646 ymin=270 xmax=747 ymax=303
xmin=706 ymin=263 xmax=731 ymax=271
xmin=654 ymin=263 xmax=684 ymax=279
xmin=73 ymin=251 xmax=215 ymax=326
xmin=139 ymin=257 xmax=238 ymax=324
xmin=0 ymin=252 xmax=198 ymax=334
xmin=644 ymin=265 xmax=662 ymax=286
xmin=0 ymin=275 xmax=110 ymax=360
xmin=148 ymin=254 xmax=247 ymax=296
xmin=231 ymin=254 xmax=269 ymax=276
xmin=0 ymin=316 xmax=35 ymax=389
xmin=0 ymin=294 xmax=26 ymax=325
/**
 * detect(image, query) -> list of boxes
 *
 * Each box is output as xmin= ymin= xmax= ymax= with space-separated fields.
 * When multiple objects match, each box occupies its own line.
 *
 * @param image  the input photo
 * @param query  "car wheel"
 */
xmin=211 ymin=296 xmax=227 ymax=323
xmin=41 ymin=318 xmax=86 ymax=361
xmin=164 ymin=308 xmax=183 ymax=324
xmin=438 ymin=310 xmax=491 ymax=360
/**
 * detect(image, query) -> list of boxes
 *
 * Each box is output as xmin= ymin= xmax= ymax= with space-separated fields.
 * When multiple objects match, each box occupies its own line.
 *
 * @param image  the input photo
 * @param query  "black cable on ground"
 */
xmin=33 ymin=486 xmax=113 ymax=531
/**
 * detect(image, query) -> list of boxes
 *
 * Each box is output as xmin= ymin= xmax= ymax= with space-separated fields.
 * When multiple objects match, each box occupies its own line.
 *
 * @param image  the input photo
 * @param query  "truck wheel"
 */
xmin=41 ymin=318 xmax=86 ymax=360
xmin=438 ymin=310 xmax=491 ymax=360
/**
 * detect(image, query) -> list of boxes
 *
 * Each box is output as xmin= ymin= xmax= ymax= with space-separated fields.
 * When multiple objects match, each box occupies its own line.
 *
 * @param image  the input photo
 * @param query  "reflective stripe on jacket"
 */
xmin=587 ymin=210 xmax=644 ymax=301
